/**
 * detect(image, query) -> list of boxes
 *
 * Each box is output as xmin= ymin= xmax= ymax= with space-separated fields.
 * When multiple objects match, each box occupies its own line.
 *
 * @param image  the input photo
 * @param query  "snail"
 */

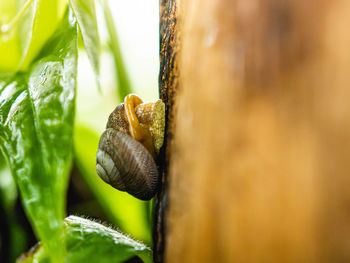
xmin=96 ymin=94 xmax=165 ymax=200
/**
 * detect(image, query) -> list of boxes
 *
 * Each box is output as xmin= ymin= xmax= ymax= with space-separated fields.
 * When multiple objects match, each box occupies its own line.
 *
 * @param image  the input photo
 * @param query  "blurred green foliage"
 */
xmin=0 ymin=0 xmax=155 ymax=262
xmin=0 ymin=0 xmax=67 ymax=72
xmin=74 ymin=125 xmax=152 ymax=244
xmin=0 ymin=151 xmax=27 ymax=262
xmin=69 ymin=0 xmax=100 ymax=88
xmin=101 ymin=0 xmax=132 ymax=99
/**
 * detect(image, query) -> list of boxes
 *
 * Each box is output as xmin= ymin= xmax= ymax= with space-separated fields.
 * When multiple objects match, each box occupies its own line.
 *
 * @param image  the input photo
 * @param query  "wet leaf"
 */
xmin=0 ymin=11 xmax=78 ymax=263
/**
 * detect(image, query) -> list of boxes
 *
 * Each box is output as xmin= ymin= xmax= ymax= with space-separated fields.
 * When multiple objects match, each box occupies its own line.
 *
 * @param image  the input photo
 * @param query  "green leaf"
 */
xmin=0 ymin=0 xmax=21 ymax=71
xmin=19 ymin=0 xmax=68 ymax=70
xmin=74 ymin=125 xmax=152 ymax=244
xmin=0 ymin=0 xmax=67 ymax=72
xmin=0 ymin=11 xmax=78 ymax=263
xmin=69 ymin=0 xmax=100 ymax=87
xmin=17 ymin=244 xmax=49 ymax=263
xmin=18 ymin=216 xmax=153 ymax=263
xmin=0 ymin=151 xmax=28 ymax=262
xmin=100 ymin=0 xmax=132 ymax=98
xmin=0 ymin=150 xmax=17 ymax=211
xmin=65 ymin=216 xmax=152 ymax=263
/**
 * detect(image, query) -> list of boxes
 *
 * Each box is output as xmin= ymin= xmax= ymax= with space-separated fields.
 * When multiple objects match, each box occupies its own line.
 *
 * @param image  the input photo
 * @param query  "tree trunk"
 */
xmin=157 ymin=0 xmax=350 ymax=262
xmin=154 ymin=0 xmax=179 ymax=262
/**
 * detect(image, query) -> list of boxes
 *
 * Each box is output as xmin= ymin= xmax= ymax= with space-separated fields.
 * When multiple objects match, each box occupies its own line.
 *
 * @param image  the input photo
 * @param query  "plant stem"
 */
xmin=1 ymin=0 xmax=35 ymax=33
xmin=101 ymin=0 xmax=133 ymax=100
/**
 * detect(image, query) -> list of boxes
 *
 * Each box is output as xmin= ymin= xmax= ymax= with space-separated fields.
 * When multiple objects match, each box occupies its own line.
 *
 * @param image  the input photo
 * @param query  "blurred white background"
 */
xmin=76 ymin=0 xmax=159 ymax=133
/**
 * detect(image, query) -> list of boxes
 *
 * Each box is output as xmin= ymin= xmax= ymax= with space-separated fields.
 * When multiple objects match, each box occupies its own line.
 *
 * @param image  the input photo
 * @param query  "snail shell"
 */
xmin=96 ymin=128 xmax=159 ymax=200
xmin=96 ymin=95 xmax=165 ymax=200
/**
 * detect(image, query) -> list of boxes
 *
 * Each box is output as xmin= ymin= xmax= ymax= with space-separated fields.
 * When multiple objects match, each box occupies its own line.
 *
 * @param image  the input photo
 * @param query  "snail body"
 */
xmin=96 ymin=94 xmax=165 ymax=200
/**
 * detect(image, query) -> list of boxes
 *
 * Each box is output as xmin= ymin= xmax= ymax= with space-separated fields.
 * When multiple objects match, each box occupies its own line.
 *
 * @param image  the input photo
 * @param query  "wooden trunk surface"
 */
xmin=155 ymin=0 xmax=179 ymax=262
xmin=161 ymin=0 xmax=350 ymax=262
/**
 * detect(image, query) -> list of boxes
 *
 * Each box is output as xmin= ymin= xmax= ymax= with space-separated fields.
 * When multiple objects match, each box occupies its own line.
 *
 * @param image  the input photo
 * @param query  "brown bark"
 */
xmin=157 ymin=0 xmax=350 ymax=262
xmin=154 ymin=0 xmax=180 ymax=262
